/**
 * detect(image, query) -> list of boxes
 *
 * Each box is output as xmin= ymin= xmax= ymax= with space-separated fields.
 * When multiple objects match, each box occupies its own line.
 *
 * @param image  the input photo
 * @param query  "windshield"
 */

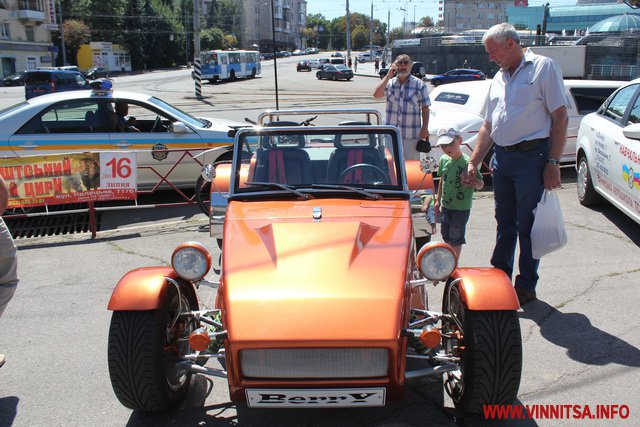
xmin=231 ymin=127 xmax=406 ymax=199
xmin=147 ymin=96 xmax=207 ymax=128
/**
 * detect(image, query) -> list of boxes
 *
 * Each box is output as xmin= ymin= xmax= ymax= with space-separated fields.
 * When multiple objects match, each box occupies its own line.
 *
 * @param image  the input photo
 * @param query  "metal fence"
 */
xmin=590 ymin=64 xmax=638 ymax=78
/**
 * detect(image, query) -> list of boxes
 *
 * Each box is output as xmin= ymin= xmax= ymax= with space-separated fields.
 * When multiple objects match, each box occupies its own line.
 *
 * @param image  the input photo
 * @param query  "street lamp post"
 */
xmin=270 ymin=0 xmax=280 ymax=109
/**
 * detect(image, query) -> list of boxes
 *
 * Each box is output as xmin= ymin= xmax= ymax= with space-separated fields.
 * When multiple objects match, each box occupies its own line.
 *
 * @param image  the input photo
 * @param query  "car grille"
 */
xmin=240 ymin=348 xmax=389 ymax=379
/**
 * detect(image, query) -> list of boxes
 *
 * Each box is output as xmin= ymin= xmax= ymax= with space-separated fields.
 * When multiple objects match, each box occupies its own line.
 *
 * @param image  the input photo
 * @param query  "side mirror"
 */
xmin=622 ymin=123 xmax=640 ymax=140
xmin=172 ymin=121 xmax=189 ymax=134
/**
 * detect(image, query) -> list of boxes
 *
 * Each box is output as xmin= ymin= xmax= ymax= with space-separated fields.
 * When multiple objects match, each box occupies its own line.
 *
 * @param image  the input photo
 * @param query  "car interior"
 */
xmin=239 ymin=129 xmax=399 ymax=190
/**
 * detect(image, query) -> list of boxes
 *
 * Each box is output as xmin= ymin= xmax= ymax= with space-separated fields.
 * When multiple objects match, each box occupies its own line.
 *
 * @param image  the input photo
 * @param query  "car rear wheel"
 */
xmin=577 ymin=155 xmax=601 ymax=206
xmin=108 ymin=281 xmax=198 ymax=411
xmin=195 ymin=175 xmax=211 ymax=216
xmin=332 ymin=74 xmax=337 ymax=81
xmin=442 ymin=283 xmax=522 ymax=414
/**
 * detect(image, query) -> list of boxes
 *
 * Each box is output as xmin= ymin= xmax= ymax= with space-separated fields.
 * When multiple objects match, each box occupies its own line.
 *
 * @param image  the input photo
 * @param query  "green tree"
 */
xmin=306 ymin=14 xmax=330 ymax=49
xmin=67 ymin=0 xmax=127 ymax=42
xmin=62 ymin=19 xmax=90 ymax=65
xmin=201 ymin=28 xmax=224 ymax=50
xmin=420 ymin=16 xmax=434 ymax=27
xmin=224 ymin=34 xmax=237 ymax=49
xmin=206 ymin=0 xmax=242 ymax=46
xmin=351 ymin=26 xmax=369 ymax=50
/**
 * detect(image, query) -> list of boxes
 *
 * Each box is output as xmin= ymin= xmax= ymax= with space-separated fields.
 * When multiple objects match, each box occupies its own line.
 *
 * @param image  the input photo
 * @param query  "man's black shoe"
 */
xmin=515 ymin=287 xmax=536 ymax=306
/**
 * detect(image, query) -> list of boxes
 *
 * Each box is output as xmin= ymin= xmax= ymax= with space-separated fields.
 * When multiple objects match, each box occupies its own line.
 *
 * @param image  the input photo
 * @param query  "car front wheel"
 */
xmin=316 ymin=73 xmax=322 ymax=80
xmin=577 ymin=154 xmax=601 ymax=206
xmin=431 ymin=79 xmax=441 ymax=86
xmin=108 ymin=281 xmax=197 ymax=411
xmin=443 ymin=283 xmax=522 ymax=414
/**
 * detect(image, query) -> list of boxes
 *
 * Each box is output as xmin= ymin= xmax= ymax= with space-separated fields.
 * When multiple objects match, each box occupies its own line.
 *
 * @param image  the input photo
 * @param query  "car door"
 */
xmin=612 ymin=88 xmax=640 ymax=221
xmin=592 ymin=84 xmax=639 ymax=206
xmin=9 ymin=98 xmax=110 ymax=159
xmin=108 ymin=99 xmax=204 ymax=189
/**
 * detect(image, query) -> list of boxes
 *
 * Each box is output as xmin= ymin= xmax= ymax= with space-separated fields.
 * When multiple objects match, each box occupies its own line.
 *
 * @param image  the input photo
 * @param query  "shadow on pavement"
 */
xmin=0 ymin=396 xmax=18 ymax=426
xmin=520 ymin=299 xmax=640 ymax=368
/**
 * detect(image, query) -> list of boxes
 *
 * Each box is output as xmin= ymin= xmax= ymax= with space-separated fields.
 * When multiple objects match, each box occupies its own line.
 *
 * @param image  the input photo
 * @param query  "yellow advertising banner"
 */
xmin=0 ymin=152 xmax=137 ymax=208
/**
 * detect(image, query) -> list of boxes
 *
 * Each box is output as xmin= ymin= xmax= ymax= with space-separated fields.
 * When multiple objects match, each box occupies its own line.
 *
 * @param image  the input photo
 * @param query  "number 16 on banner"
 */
xmin=100 ymin=152 xmax=137 ymax=190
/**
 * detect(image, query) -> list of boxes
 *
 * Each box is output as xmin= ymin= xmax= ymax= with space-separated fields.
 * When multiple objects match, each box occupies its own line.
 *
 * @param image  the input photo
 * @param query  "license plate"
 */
xmin=246 ymin=388 xmax=386 ymax=408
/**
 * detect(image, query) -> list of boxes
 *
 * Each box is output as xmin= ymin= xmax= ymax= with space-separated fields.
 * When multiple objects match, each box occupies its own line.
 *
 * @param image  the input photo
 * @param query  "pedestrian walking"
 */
xmin=0 ymin=176 xmax=19 ymax=368
xmin=374 ymin=58 xmax=380 ymax=72
xmin=465 ymin=23 xmax=568 ymax=306
xmin=348 ymin=56 xmax=352 ymax=68
xmin=354 ymin=59 xmax=358 ymax=72
xmin=373 ymin=54 xmax=431 ymax=160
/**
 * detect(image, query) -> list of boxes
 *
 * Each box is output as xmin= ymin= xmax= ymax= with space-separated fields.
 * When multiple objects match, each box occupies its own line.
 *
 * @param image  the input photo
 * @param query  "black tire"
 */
xmin=332 ymin=74 xmax=337 ymax=81
xmin=443 ymin=283 xmax=522 ymax=414
xmin=108 ymin=281 xmax=198 ymax=412
xmin=577 ymin=154 xmax=601 ymax=206
xmin=316 ymin=73 xmax=322 ymax=80
xmin=195 ymin=175 xmax=211 ymax=216
xmin=431 ymin=80 xmax=441 ymax=86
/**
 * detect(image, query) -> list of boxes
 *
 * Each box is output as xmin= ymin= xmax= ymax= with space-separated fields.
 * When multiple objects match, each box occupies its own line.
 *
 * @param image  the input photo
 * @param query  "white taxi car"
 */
xmin=576 ymin=78 xmax=640 ymax=225
xmin=0 ymin=85 xmax=243 ymax=189
xmin=427 ymin=79 xmax=625 ymax=174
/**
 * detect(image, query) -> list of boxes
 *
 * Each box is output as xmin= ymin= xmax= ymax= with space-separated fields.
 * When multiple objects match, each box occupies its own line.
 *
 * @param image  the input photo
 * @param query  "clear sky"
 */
xmin=307 ymin=0 xmax=582 ymax=32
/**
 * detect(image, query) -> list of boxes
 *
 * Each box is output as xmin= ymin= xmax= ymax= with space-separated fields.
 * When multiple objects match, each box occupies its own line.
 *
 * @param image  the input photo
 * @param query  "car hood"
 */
xmin=428 ymin=109 xmax=483 ymax=142
xmin=220 ymin=199 xmax=412 ymax=343
xmin=198 ymin=116 xmax=247 ymax=129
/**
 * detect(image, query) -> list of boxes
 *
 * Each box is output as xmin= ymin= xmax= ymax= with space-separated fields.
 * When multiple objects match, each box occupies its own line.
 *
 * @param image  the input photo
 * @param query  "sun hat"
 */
xmin=436 ymin=127 xmax=462 ymax=145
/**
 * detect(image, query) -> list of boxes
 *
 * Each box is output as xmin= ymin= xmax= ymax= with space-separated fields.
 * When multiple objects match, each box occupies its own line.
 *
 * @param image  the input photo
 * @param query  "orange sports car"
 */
xmin=107 ymin=118 xmax=522 ymax=414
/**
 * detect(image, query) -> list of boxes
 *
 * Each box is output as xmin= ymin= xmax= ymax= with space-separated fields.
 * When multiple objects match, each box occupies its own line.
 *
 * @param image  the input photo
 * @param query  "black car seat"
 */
xmin=84 ymin=110 xmax=101 ymax=132
xmin=253 ymin=133 xmax=312 ymax=185
xmin=326 ymin=122 xmax=386 ymax=184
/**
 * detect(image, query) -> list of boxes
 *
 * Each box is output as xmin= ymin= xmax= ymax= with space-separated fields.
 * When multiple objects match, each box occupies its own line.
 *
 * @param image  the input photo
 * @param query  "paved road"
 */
xmin=1 ymin=66 xmax=640 ymax=426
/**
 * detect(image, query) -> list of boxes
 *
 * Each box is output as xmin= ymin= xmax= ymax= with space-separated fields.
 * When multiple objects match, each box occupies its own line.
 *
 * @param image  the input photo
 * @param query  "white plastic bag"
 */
xmin=531 ymin=190 xmax=568 ymax=259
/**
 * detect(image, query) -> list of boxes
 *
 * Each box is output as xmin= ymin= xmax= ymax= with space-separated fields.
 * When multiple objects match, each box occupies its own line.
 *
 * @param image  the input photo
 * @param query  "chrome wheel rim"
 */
xmin=577 ymin=158 xmax=588 ymax=200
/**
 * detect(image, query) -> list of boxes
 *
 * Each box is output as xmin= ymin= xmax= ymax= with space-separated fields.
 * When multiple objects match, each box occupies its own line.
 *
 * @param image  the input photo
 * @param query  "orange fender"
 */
xmin=212 ymin=163 xmax=232 ymax=193
xmin=107 ymin=267 xmax=177 ymax=311
xmin=452 ymin=267 xmax=520 ymax=310
xmin=405 ymin=160 xmax=434 ymax=192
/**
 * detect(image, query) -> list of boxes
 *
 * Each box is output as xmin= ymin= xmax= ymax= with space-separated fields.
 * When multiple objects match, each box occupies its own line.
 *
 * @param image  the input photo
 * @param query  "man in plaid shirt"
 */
xmin=374 ymin=54 xmax=431 ymax=160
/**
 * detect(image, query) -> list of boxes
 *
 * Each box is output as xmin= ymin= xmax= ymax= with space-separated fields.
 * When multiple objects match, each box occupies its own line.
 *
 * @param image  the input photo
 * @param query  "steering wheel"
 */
xmin=338 ymin=163 xmax=390 ymax=185
xmin=151 ymin=115 xmax=163 ymax=132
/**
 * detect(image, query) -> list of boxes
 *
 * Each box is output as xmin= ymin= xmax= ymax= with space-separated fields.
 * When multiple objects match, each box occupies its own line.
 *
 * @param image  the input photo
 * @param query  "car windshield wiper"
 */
xmin=311 ymin=184 xmax=381 ymax=200
xmin=245 ymin=182 xmax=311 ymax=200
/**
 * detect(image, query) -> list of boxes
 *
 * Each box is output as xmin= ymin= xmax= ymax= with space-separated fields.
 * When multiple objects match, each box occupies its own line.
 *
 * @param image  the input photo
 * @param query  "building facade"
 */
xmin=439 ymin=0 xmax=518 ymax=33
xmin=241 ymin=0 xmax=307 ymax=51
xmin=0 ymin=0 xmax=54 ymax=77
xmin=506 ymin=3 xmax=640 ymax=35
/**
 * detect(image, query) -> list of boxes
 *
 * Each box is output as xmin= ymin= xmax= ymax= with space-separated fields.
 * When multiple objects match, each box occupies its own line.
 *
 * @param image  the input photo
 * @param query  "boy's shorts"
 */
xmin=441 ymin=207 xmax=471 ymax=246
xmin=425 ymin=208 xmax=435 ymax=227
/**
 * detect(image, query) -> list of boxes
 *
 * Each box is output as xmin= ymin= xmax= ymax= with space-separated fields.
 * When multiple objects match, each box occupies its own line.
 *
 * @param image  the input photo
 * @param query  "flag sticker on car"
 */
xmin=246 ymin=388 xmax=386 ymax=408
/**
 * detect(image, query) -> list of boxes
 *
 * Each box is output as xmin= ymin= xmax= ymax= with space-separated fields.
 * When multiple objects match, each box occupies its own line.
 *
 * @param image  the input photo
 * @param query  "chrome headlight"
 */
xmin=417 ymin=241 xmax=457 ymax=281
xmin=171 ymin=242 xmax=212 ymax=281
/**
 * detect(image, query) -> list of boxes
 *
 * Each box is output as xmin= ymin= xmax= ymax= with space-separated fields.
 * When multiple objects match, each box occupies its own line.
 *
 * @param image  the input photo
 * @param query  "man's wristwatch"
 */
xmin=546 ymin=159 xmax=560 ymax=165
